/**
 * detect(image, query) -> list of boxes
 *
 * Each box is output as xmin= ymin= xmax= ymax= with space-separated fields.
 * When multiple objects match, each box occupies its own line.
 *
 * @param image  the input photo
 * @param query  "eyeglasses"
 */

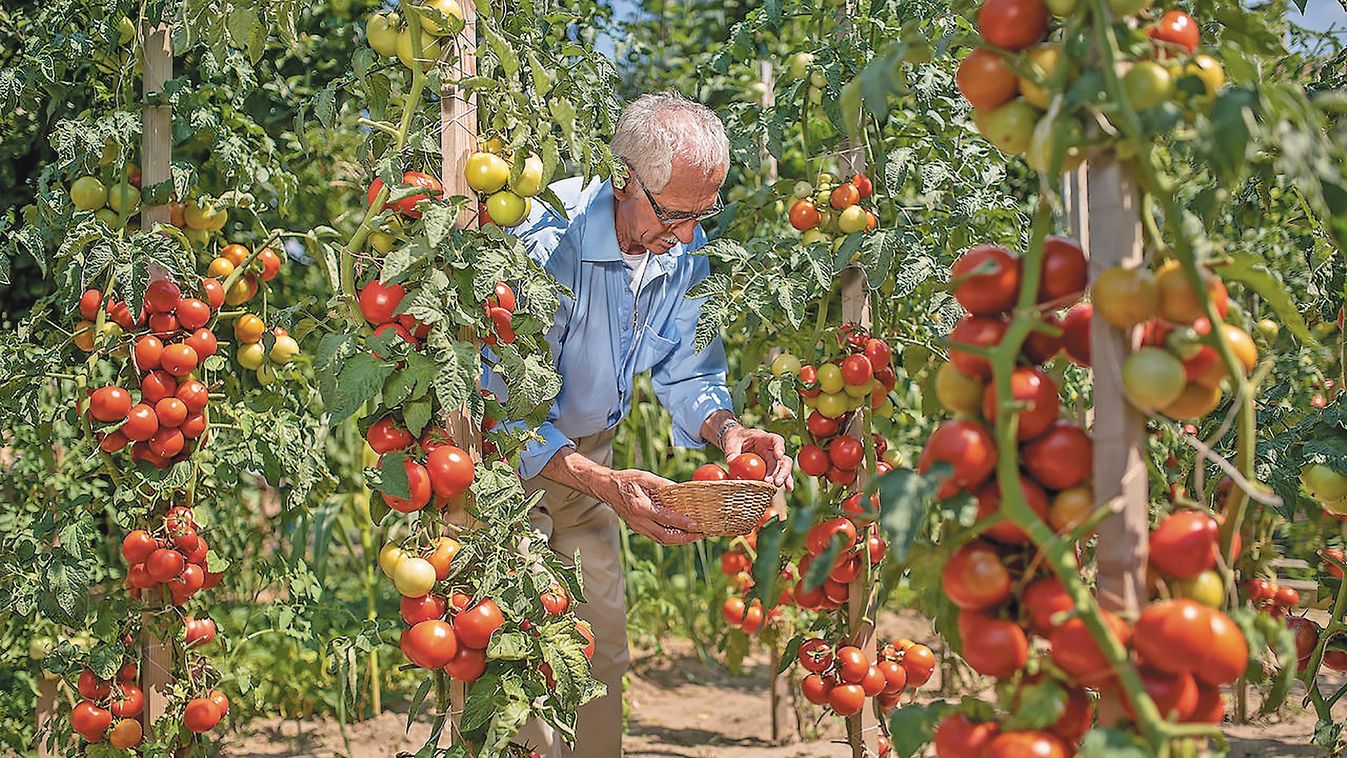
xmin=628 ymin=171 xmax=724 ymax=226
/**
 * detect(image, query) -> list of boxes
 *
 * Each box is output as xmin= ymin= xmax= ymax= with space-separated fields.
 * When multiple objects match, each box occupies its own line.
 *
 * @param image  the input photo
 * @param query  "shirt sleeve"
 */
xmin=650 ymin=238 xmax=733 ymax=449
xmin=480 ymin=209 xmax=576 ymax=481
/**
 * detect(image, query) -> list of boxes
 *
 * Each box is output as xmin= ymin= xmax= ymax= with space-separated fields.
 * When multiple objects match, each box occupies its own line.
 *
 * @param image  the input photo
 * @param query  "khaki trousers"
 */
xmin=515 ymin=430 xmax=628 ymax=758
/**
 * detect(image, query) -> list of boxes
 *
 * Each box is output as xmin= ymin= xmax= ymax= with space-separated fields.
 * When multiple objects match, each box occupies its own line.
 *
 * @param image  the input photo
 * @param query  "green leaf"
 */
xmin=1002 ymin=678 xmax=1066 ymax=731
xmin=1078 ymin=727 xmax=1150 ymax=758
xmin=886 ymin=701 xmax=951 ymax=758
xmin=38 ymin=559 xmax=88 ymax=628
xmin=1220 ymin=252 xmax=1319 ymax=347
xmin=874 ymin=465 xmax=946 ymax=562
xmin=405 ymin=676 xmax=434 ymax=733
xmin=326 ymin=353 xmax=395 ymax=426
xmin=380 ymin=453 xmax=409 ymax=499
xmin=749 ymin=518 xmax=786 ymax=606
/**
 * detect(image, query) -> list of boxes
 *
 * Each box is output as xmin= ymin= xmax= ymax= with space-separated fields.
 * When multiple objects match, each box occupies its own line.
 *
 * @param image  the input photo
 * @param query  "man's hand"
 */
xmin=722 ymin=425 xmax=794 ymax=491
xmin=600 ymin=469 xmax=704 ymax=546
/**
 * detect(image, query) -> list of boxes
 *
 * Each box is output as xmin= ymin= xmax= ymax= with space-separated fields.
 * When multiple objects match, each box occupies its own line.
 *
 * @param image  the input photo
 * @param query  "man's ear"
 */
xmin=611 ymin=178 xmax=632 ymax=201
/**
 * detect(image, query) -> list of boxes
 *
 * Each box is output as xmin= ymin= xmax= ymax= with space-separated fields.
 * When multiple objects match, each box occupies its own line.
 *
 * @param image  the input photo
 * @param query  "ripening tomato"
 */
xmin=89 ymin=386 xmax=133 ymax=423
xmin=144 ymin=279 xmax=181 ymax=313
xmin=1148 ymin=511 xmax=1219 ymax=578
xmin=257 ymin=247 xmax=283 ymax=281
xmin=828 ymin=436 xmax=864 ymax=471
xmin=943 ymin=541 xmax=1012 ymax=610
xmin=1049 ymin=612 xmax=1130 ymax=688
xmin=952 ymin=245 xmax=1021 ymax=316
xmin=1093 ymin=266 xmax=1158 ymax=329
xmin=958 ymin=611 xmax=1030 ymax=679
xmin=367 ymin=416 xmax=414 ymax=453
xmin=693 ymin=463 xmax=729 ymax=481
xmin=177 ymin=298 xmax=211 ymax=329
xmin=1149 ymin=10 xmax=1200 ymax=54
xmin=78 ymin=289 xmax=103 ymax=321
xmin=423 ymin=537 xmax=461 ymax=580
xmin=1194 ymin=610 xmax=1248 ymax=685
xmin=934 ymin=713 xmax=999 ymax=758
xmin=789 ymin=199 xmax=821 ymax=231
xmin=982 ymin=367 xmax=1060 ymax=440
xmin=183 ymin=697 xmax=222 ymax=733
xmin=443 ymin=645 xmax=488 ymax=681
xmin=426 ymin=445 xmax=474 ymax=500
xmin=383 ymin=459 xmax=432 ymax=512
xmin=851 ymin=173 xmax=874 ymax=199
xmin=729 ymin=452 xmax=768 ymax=481
xmin=1021 ymin=423 xmax=1091 ymax=490
xmin=107 ymin=718 xmax=142 ymax=749
xmin=454 ymin=599 xmax=505 ymax=650
xmin=160 ymin=343 xmax=199 ymax=377
xmin=978 ymin=0 xmax=1048 ymax=50
xmin=957 ymin=50 xmax=1019 ymax=110
xmin=797 ymin=444 xmax=829 ymax=477
xmin=71 ymin=701 xmax=113 ymax=742
xmin=918 ymin=420 xmax=997 ymax=498
xmin=369 ymin=171 xmax=443 ymax=218
xmin=1132 ymin=599 xmax=1215 ymax=674
xmin=176 ymin=380 xmax=209 ymax=414
xmin=360 ymin=280 xmax=406 ymax=325
xmin=948 ymin=316 xmax=1010 ymax=380
xmin=974 ymin=476 xmax=1050 ymax=544
xmin=983 ymin=731 xmax=1069 ymax=758
xmin=800 ymin=673 xmax=833 ymax=705
xmin=1038 ymin=237 xmax=1087 ymax=306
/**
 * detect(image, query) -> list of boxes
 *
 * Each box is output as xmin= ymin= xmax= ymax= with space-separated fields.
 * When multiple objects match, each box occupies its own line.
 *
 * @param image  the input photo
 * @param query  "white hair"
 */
xmin=611 ymin=93 xmax=730 ymax=193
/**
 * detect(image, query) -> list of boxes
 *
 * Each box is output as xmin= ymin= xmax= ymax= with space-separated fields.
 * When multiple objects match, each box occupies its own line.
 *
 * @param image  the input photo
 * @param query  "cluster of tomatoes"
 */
xmin=716 ymin=521 xmax=786 ymax=636
xmin=79 ymin=280 xmax=223 ymax=468
xmin=67 ymin=163 xmax=232 ymax=248
xmin=790 ymin=516 xmax=887 ymax=613
xmin=959 ymin=0 xmax=1226 ymax=167
xmin=205 ymin=241 xmax=284 ymax=307
xmin=465 ymin=144 xmax=544 ymax=229
xmin=796 ymin=637 xmax=936 ymax=721
xmin=786 ymin=171 xmax=879 ymax=246
xmin=1094 ymin=261 xmax=1255 ymax=420
xmin=69 ymin=660 xmax=148 ymax=748
xmin=365 ymin=0 xmax=465 ymax=72
xmin=121 ymin=506 xmax=223 ymax=605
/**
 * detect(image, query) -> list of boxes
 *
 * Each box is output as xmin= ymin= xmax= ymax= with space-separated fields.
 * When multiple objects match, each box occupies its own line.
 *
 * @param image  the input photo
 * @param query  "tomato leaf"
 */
xmin=1002 ymin=677 xmax=1067 ymax=731
xmin=1078 ymin=728 xmax=1149 ymax=758
xmin=885 ymin=701 xmax=952 ymax=758
xmin=38 ymin=558 xmax=88 ymax=629
xmin=325 ymin=352 xmax=394 ymax=427
xmin=1220 ymin=251 xmax=1319 ymax=347
xmin=873 ymin=465 xmax=946 ymax=562
xmin=749 ymin=518 xmax=786 ymax=607
xmin=379 ymin=453 xmax=409 ymax=500
xmin=405 ymin=675 xmax=435 ymax=734
xmin=776 ymin=635 xmax=802 ymax=677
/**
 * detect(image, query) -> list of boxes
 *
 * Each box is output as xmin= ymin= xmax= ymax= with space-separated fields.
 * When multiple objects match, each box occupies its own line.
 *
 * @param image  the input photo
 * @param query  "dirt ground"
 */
xmin=224 ymin=611 xmax=1340 ymax=758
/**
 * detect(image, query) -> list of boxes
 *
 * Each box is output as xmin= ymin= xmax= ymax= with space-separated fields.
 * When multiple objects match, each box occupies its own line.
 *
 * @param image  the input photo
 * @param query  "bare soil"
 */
xmin=225 ymin=611 xmax=1337 ymax=757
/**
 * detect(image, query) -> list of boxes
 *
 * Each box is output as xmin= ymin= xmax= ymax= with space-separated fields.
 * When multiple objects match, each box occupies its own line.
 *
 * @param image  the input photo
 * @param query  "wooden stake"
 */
xmin=439 ymin=0 xmax=479 ymax=741
xmin=35 ymin=678 xmax=55 ymax=757
xmin=1076 ymin=157 xmax=1149 ymax=615
xmin=140 ymin=19 xmax=176 ymax=733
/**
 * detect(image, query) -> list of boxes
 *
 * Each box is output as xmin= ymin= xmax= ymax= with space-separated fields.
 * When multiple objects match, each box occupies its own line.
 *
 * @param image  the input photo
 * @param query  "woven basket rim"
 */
xmin=655 ymin=479 xmax=777 ymax=493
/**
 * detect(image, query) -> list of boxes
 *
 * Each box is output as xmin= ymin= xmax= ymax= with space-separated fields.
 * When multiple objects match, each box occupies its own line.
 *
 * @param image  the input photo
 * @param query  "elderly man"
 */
xmin=492 ymin=93 xmax=792 ymax=756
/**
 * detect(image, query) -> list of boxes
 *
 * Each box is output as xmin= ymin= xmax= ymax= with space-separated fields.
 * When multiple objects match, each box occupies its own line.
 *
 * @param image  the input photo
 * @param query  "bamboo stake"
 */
xmin=140 ymin=18 xmax=176 ymax=733
xmin=35 ymin=673 xmax=55 ymax=756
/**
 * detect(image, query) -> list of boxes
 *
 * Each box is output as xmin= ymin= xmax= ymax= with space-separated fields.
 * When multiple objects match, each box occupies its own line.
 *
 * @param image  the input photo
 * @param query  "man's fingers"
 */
xmin=648 ymin=501 xmax=701 ymax=533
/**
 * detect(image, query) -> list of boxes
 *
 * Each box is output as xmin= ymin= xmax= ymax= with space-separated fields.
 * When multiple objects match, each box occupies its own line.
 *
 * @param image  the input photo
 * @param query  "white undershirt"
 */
xmin=621 ymin=251 xmax=650 ymax=298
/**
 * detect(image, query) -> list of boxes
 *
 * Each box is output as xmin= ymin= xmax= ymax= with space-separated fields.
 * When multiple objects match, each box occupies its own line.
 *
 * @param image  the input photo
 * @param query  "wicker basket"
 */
xmin=651 ymin=480 xmax=776 ymax=537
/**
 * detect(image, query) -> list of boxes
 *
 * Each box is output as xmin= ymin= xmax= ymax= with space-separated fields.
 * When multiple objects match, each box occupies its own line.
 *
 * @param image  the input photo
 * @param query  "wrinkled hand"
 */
xmin=604 ymin=469 xmax=704 ymax=546
xmin=723 ymin=426 xmax=794 ymax=491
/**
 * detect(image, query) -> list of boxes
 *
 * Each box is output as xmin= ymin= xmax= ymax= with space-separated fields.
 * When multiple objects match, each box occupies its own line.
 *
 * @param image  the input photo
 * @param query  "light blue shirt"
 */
xmin=484 ymin=177 xmax=733 ymax=480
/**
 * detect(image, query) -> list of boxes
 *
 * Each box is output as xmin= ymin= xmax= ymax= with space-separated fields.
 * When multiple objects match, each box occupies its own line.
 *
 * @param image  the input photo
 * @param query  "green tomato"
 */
xmin=270 ymin=334 xmax=300 ymax=364
xmin=417 ymin=0 xmax=464 ymax=36
xmin=1185 ymin=55 xmax=1225 ymax=97
xmin=70 ymin=176 xmax=108 ymax=211
xmin=1172 ymin=570 xmax=1224 ymax=608
xmin=981 ymin=100 xmax=1038 ymax=155
xmin=393 ymin=556 xmax=437 ymax=596
xmin=1026 ymin=114 xmax=1085 ymax=174
xmin=257 ymin=362 xmax=278 ymax=386
xmin=1303 ymin=464 xmax=1347 ymax=502
xmin=801 ymin=229 xmax=830 ymax=246
xmin=809 ymin=71 xmax=827 ymax=89
xmin=379 ymin=543 xmax=407 ymax=578
xmin=1123 ymin=61 xmax=1174 ymax=111
xmin=396 ymin=26 xmax=442 ymax=70
xmin=1255 ymin=318 xmax=1279 ymax=341
xmin=237 ymin=342 xmax=266 ymax=370
xmin=785 ymin=52 xmax=814 ymax=81
xmin=29 ymin=637 xmax=53 ymax=661
xmin=770 ymin=353 xmax=803 ymax=377
xmin=1122 ymin=347 xmax=1186 ymax=411
xmin=366 ymin=12 xmax=401 ymax=57
xmin=510 ymin=154 xmax=545 ymax=198
xmin=837 ymin=205 xmax=868 ymax=234
xmin=369 ymin=230 xmax=396 ymax=254
xmin=486 ymin=190 xmax=529 ymax=227
xmin=117 ymin=17 xmax=136 ymax=45
xmin=844 ymin=379 xmax=873 ymax=398
xmin=816 ymin=392 xmax=849 ymax=418
xmin=1045 ymin=0 xmax=1077 ymax=14
xmin=94 ymin=208 xmax=122 ymax=228
xmin=1018 ymin=44 xmax=1064 ymax=111
xmin=808 ymin=86 xmax=823 ymax=106
xmin=793 ymin=181 xmax=814 ymax=199
xmin=465 ymin=151 xmax=510 ymax=194
xmin=106 ymin=182 xmax=141 ymax=214
xmin=817 ymin=363 xmax=845 ymax=394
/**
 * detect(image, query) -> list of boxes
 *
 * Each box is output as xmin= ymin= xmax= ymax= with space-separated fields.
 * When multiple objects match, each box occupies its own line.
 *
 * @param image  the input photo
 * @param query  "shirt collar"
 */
xmin=580 ymin=180 xmax=688 ymax=269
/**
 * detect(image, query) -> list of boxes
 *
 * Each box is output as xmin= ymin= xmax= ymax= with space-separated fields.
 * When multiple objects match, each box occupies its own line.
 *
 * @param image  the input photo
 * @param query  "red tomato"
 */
xmin=728 ymin=453 xmax=767 ymax=481
xmin=202 ymin=278 xmax=226 ymax=310
xmin=806 ymin=517 xmax=858 ymax=555
xmin=827 ymin=683 xmax=866 ymax=717
xmin=851 ymin=173 xmax=874 ymax=199
xmin=958 ymin=611 xmax=1029 ymax=679
xmin=401 ymin=594 xmax=448 ymax=625
xmin=1049 ymin=612 xmax=1131 ymax=688
xmin=185 ymin=616 xmax=217 ymax=648
xmin=402 ymin=619 xmax=459 ymax=669
xmin=149 ymin=428 xmax=185 ymax=458
xmin=982 ymin=367 xmax=1059 ymax=440
xmin=78 ymin=669 xmax=110 ymax=699
xmin=426 ymin=445 xmax=475 ymax=500
xmin=1148 ymin=511 xmax=1219 ymax=579
xmin=1125 ymin=667 xmax=1199 ymax=722
xmin=1038 ymin=237 xmax=1087 ymax=306
xmin=1275 ymin=586 xmax=1301 ymax=608
xmin=155 ymin=397 xmax=187 ymax=428
xmin=359 ymin=280 xmax=406 ymax=325
xmin=977 ymin=0 xmax=1048 ymax=50
xmin=78 ymin=289 xmax=102 ymax=321
xmin=828 ymin=435 xmax=864 ymax=471
xmin=368 ymin=171 xmax=444 ymax=218
xmin=141 ymin=371 xmax=176 ymax=404
xmin=934 ymin=713 xmax=999 ymax=758
xmin=144 ymin=279 xmax=181 ymax=313
xmin=367 ymin=416 xmax=414 ymax=453
xmin=121 ymin=530 xmax=158 ymax=564
xmin=798 ymin=638 xmax=834 ymax=673
xmin=122 ymin=403 xmax=160 ymax=442
xmin=110 ymin=685 xmax=144 ymax=718
xmin=183 ymin=697 xmax=222 ymax=733
xmin=1021 ymin=423 xmax=1091 ymax=490
xmin=692 ymin=463 xmax=729 ymax=481
xmin=99 ymin=430 xmax=129 ymax=452
xmin=865 ymin=338 xmax=892 ymax=369
xmin=829 ymin=183 xmax=860 ymax=210
xmin=952 ymin=245 xmax=1021 ymax=316
xmin=1022 ymin=576 xmax=1074 ymax=636
xmin=148 ymin=311 xmax=179 ymax=338
xmin=1060 ymin=304 xmax=1091 ymax=366
xmin=800 ymin=673 xmax=833 ymax=705
xmin=1149 ymin=11 xmax=1200 ymax=54
xmin=1023 ymin=311 xmax=1064 ymax=364
xmin=806 ymin=411 xmax=840 ymax=440
xmin=488 ymin=282 xmax=516 ymax=312
xmin=1189 ymin=680 xmax=1225 ymax=723
xmin=208 ymin=690 xmax=230 ymax=719
xmin=1286 ymin=615 xmax=1320 ymax=667
xmin=974 ymin=476 xmax=1050 ymax=544
xmin=71 ymin=701 xmax=113 ymax=742
xmin=177 ymin=298 xmax=211 ymax=329
xmin=134 ymin=335 xmax=164 ymax=371
xmin=176 ymin=381 xmax=209 ymax=414
xmin=89 ymin=386 xmax=133 ymax=423
xmin=184 ymin=328 xmax=217 ymax=359
xmin=877 ymin=659 xmax=907 ymax=694
xmin=1132 ymin=599 xmax=1215 ymax=674
xmin=541 ymin=584 xmax=570 ymax=615
xmin=918 ymin=420 xmax=997 ymax=498
xmin=983 ymin=731 xmax=1068 ymax=758
xmin=957 ymin=49 xmax=1019 ymax=110
xmin=443 ymin=645 xmax=487 ymax=681
xmin=160 ymin=343 xmax=199 ymax=377
xmin=861 ymin=665 xmax=888 ymax=696
xmin=943 ymin=541 xmax=1011 ymax=610
xmin=840 ymin=354 xmax=873 ymax=386
xmin=455 ymin=598 xmax=504 ymax=650
xmin=789 ymin=199 xmax=821 ymax=231
xmin=145 ymin=547 xmax=184 ymax=582
xmin=902 ymin=644 xmax=937 ymax=687
xmin=948 ymin=316 xmax=1009 ymax=379
xmin=257 ymin=247 xmax=283 ymax=281
xmin=383 ymin=459 xmax=432 ymax=512
xmin=797 ymin=444 xmax=829 ymax=477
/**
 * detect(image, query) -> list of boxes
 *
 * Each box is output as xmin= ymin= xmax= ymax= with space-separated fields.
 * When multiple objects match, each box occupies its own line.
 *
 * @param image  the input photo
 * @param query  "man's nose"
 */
xmin=670 ymin=219 xmax=697 ymax=244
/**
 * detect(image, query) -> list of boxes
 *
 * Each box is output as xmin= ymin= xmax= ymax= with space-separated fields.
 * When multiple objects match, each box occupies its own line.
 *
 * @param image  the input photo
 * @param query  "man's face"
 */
xmin=614 ymin=153 xmax=726 ymax=255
